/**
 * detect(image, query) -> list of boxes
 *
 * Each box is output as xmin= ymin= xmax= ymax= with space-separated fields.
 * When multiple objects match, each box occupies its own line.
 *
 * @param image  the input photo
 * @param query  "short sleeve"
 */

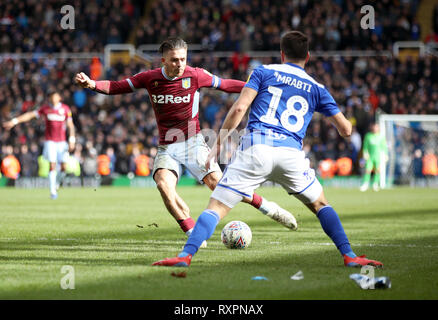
xmin=196 ymin=68 xmax=218 ymax=88
xmin=65 ymin=105 xmax=72 ymax=118
xmin=244 ymin=67 xmax=263 ymax=92
xmin=127 ymin=71 xmax=149 ymax=90
xmin=316 ymin=87 xmax=340 ymax=117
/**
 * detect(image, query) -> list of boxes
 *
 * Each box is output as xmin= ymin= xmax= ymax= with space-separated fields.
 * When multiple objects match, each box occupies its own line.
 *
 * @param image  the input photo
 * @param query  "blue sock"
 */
xmin=179 ymin=209 xmax=220 ymax=256
xmin=317 ymin=206 xmax=355 ymax=257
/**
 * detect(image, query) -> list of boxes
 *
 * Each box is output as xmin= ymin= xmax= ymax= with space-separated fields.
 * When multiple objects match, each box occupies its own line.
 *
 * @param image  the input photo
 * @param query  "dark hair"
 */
xmin=159 ymin=37 xmax=188 ymax=55
xmin=280 ymin=31 xmax=309 ymax=61
xmin=47 ymin=89 xmax=60 ymax=97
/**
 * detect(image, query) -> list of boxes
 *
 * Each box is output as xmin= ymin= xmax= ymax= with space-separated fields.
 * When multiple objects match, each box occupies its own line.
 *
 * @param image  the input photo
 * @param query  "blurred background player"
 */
xmin=75 ymin=37 xmax=298 ymax=245
xmin=2 ymin=91 xmax=76 ymax=199
xmin=360 ymin=123 xmax=388 ymax=192
xmin=153 ymin=31 xmax=383 ymax=268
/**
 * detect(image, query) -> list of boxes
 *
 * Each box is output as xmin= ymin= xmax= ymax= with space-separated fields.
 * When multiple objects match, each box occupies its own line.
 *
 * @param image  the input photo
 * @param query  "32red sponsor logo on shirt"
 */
xmin=151 ymin=94 xmax=191 ymax=104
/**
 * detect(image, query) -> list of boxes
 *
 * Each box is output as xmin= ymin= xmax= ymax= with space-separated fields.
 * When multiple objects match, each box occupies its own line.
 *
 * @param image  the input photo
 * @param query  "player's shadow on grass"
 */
xmin=2 ymin=233 xmax=438 ymax=299
xmin=336 ymin=207 xmax=438 ymax=222
xmin=0 ymin=246 xmax=354 ymax=299
xmin=222 ymin=205 xmax=435 ymax=230
xmin=240 ymin=208 xmax=438 ymax=233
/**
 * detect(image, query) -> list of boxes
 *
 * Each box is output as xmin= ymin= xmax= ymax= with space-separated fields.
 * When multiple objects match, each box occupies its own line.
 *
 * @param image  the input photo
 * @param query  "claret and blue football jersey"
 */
xmin=243 ymin=62 xmax=340 ymax=150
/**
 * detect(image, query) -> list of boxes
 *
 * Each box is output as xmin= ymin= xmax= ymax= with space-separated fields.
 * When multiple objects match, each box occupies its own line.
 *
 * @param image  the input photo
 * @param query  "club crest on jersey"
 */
xmin=181 ymin=78 xmax=191 ymax=89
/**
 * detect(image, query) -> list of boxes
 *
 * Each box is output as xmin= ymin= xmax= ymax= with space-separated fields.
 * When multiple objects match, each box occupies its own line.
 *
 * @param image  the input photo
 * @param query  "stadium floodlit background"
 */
xmin=1 ymin=0 xmax=438 ymax=302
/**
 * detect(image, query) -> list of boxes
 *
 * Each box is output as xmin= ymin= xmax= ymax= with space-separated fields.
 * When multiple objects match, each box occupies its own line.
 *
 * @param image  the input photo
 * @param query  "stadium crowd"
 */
xmin=0 ymin=0 xmax=143 ymax=54
xmin=1 ymin=0 xmax=437 ymax=180
xmin=135 ymin=0 xmax=421 ymax=52
xmin=1 ymin=0 xmax=424 ymax=54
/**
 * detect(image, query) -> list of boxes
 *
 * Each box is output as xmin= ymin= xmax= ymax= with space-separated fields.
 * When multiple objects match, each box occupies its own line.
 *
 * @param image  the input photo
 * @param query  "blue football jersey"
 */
xmin=242 ymin=62 xmax=340 ymax=150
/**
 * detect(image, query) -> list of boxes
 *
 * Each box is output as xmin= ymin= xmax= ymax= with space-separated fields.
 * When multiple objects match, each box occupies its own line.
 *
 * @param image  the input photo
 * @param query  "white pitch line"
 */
xmin=1 ymin=239 xmax=437 ymax=249
xmin=0 ymin=238 xmax=184 ymax=244
xmin=302 ymin=242 xmax=438 ymax=249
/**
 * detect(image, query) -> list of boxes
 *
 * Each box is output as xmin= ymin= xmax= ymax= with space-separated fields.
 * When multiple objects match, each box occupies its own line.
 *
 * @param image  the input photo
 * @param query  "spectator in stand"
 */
xmin=18 ymin=144 xmax=36 ymax=177
xmin=136 ymin=0 xmax=419 ymax=52
xmin=0 ymin=0 xmax=143 ymax=54
xmin=82 ymin=141 xmax=97 ymax=177
xmin=422 ymin=148 xmax=438 ymax=186
xmin=1 ymin=145 xmax=21 ymax=179
xmin=2 ymin=53 xmax=436 ymax=176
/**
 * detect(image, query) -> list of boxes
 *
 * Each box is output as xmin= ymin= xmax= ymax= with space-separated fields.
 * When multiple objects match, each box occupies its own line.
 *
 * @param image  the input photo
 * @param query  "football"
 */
xmin=221 ymin=221 xmax=252 ymax=249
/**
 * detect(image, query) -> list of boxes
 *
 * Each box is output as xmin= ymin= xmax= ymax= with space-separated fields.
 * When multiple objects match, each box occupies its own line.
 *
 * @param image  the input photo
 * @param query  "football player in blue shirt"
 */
xmin=153 ymin=31 xmax=383 ymax=268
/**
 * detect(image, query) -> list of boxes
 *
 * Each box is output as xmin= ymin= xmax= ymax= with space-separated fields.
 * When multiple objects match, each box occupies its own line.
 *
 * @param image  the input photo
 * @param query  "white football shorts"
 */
xmin=211 ymin=144 xmax=323 ymax=208
xmin=152 ymin=133 xmax=221 ymax=183
xmin=43 ymin=140 xmax=69 ymax=164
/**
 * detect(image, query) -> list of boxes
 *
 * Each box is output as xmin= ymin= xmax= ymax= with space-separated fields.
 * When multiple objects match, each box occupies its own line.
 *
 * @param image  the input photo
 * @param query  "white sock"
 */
xmin=49 ymin=170 xmax=57 ymax=195
xmin=186 ymin=228 xmax=193 ymax=237
xmin=258 ymin=198 xmax=272 ymax=215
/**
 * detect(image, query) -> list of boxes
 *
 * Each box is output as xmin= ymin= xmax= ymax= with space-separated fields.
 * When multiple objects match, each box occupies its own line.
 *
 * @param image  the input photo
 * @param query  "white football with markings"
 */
xmin=221 ymin=221 xmax=252 ymax=249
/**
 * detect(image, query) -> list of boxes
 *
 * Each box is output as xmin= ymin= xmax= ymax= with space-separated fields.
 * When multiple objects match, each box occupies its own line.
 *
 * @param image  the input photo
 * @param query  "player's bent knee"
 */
xmin=154 ymin=174 xmax=177 ymax=195
xmin=293 ymin=177 xmax=323 ymax=207
xmin=154 ymin=169 xmax=177 ymax=184
xmin=203 ymin=172 xmax=221 ymax=190
xmin=210 ymin=186 xmax=243 ymax=211
xmin=156 ymin=179 xmax=174 ymax=194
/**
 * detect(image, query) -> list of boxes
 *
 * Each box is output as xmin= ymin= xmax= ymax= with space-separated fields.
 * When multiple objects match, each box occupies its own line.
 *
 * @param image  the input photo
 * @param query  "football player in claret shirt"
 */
xmin=3 ymin=91 xmax=76 ymax=199
xmin=75 ymin=37 xmax=298 ymax=245
xmin=153 ymin=31 xmax=383 ymax=268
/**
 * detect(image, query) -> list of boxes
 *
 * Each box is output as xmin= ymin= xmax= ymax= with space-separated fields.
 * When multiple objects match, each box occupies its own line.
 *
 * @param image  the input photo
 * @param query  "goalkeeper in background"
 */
xmin=360 ymin=122 xmax=388 ymax=192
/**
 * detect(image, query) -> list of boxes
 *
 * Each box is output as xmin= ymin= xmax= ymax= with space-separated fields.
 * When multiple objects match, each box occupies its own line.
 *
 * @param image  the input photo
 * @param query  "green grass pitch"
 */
xmin=0 ymin=186 xmax=437 ymax=300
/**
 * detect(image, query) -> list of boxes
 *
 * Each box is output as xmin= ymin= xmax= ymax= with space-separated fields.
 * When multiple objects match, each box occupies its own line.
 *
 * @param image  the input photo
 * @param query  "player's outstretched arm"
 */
xmin=206 ymin=87 xmax=257 ymax=169
xmin=216 ymin=78 xmax=246 ymax=93
xmin=75 ymin=72 xmax=135 ymax=95
xmin=75 ymin=72 xmax=96 ymax=90
xmin=2 ymin=111 xmax=37 ymax=130
xmin=197 ymin=68 xmax=246 ymax=93
xmin=219 ymin=87 xmax=257 ymax=134
xmin=327 ymin=112 xmax=352 ymax=138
